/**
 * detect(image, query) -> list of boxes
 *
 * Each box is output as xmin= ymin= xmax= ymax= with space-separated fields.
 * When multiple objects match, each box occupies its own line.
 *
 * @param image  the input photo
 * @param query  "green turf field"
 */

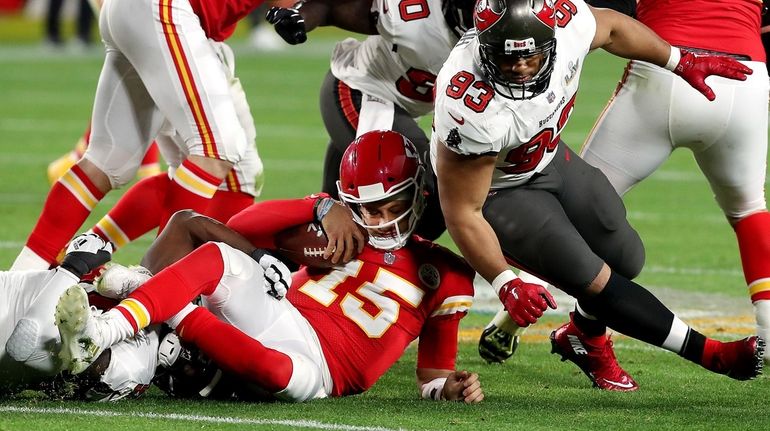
xmin=1 ymin=16 xmax=769 ymax=431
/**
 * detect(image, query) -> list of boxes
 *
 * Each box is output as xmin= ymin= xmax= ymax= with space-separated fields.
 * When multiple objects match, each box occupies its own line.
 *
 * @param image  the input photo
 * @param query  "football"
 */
xmin=273 ymin=222 xmax=333 ymax=269
xmin=273 ymin=222 xmax=368 ymax=269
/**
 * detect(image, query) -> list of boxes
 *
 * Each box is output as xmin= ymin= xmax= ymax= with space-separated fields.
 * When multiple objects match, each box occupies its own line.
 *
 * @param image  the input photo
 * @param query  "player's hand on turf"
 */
xmin=498 ymin=278 xmax=556 ymax=327
xmin=266 ymin=7 xmax=307 ymax=45
xmin=674 ymin=51 xmax=752 ymax=101
xmin=250 ymin=249 xmax=291 ymax=300
xmin=443 ymin=371 xmax=484 ymax=403
xmin=321 ymin=202 xmax=366 ymax=264
xmin=61 ymin=233 xmax=113 ymax=278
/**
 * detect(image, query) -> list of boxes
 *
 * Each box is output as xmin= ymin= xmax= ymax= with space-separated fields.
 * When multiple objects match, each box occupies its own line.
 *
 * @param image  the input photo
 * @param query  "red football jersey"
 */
xmin=636 ymin=0 xmax=764 ymax=62
xmin=187 ymin=0 xmax=265 ymax=41
xmin=287 ymin=238 xmax=475 ymax=396
xmin=228 ymin=196 xmax=476 ymax=396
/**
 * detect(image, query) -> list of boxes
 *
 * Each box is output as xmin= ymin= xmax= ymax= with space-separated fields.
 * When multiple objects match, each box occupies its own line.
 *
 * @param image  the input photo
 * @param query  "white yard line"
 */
xmin=0 ymin=406 xmax=408 ymax=431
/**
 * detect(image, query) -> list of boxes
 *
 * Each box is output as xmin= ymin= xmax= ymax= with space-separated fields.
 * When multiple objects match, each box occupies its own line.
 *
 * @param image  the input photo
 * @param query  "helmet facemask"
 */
xmin=338 ymin=165 xmax=426 ymax=251
xmin=479 ymin=38 xmax=557 ymax=99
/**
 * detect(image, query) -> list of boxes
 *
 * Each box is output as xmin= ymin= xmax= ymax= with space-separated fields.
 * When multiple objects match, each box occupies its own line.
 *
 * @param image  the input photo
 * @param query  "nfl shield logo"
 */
xmin=547 ymin=91 xmax=555 ymax=103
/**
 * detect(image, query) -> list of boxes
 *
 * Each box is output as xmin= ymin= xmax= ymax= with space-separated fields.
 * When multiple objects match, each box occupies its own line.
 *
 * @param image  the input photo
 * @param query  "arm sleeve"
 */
xmin=226 ymin=196 xmax=324 ymax=248
xmin=416 ymin=317 xmax=460 ymax=370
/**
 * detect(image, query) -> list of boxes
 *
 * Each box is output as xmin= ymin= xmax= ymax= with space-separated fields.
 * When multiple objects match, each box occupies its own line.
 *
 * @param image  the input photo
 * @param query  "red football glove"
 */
xmin=672 ymin=50 xmax=752 ymax=101
xmin=498 ymin=278 xmax=557 ymax=327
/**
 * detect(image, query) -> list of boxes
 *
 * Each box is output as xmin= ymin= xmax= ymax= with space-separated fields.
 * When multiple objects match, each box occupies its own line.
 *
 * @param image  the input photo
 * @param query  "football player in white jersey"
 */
xmin=431 ymin=0 xmax=763 ymax=391
xmin=0 ymin=234 xmax=158 ymax=401
xmin=266 ymin=0 xmax=475 ymax=240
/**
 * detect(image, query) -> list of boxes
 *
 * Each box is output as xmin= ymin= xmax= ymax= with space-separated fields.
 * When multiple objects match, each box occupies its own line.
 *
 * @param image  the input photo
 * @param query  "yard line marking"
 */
xmin=0 ymin=406 xmax=409 ymax=431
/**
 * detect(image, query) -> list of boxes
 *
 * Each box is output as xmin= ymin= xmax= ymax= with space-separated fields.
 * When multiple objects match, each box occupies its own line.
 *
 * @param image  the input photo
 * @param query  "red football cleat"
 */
xmin=702 ymin=336 xmax=764 ymax=380
xmin=550 ymin=319 xmax=639 ymax=392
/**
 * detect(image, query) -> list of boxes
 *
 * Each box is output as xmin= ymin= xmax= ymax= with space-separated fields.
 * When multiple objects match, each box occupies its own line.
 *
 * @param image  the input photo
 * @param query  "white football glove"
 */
xmin=250 ymin=249 xmax=291 ymax=300
xmin=61 ymin=233 xmax=114 ymax=278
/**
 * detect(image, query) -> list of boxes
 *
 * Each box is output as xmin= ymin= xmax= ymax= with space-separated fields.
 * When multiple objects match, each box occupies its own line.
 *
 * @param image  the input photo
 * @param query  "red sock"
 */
xmin=26 ymin=165 xmax=105 ymax=264
xmin=178 ymin=307 xmax=293 ymax=393
xmin=734 ymin=211 xmax=770 ymax=302
xmin=158 ymin=159 xmax=221 ymax=232
xmin=205 ymin=190 xmax=254 ymax=223
xmin=114 ymin=242 xmax=224 ymax=332
xmin=93 ymin=173 xmax=170 ymax=249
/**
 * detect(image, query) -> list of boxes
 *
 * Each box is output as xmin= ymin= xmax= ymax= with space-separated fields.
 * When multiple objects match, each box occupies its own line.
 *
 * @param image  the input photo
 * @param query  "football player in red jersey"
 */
xmin=11 ymin=0 xmax=275 ymax=271
xmin=483 ymin=0 xmax=770 ymax=366
xmin=53 ymin=130 xmax=484 ymax=403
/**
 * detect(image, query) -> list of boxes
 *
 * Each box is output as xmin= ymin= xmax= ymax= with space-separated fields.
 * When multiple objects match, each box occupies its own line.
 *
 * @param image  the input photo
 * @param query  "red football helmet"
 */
xmin=337 ymin=130 xmax=426 ymax=250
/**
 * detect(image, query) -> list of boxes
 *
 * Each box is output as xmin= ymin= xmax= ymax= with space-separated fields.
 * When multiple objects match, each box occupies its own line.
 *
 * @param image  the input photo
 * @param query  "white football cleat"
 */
xmin=55 ymin=285 xmax=109 ymax=374
xmin=96 ymin=264 xmax=152 ymax=300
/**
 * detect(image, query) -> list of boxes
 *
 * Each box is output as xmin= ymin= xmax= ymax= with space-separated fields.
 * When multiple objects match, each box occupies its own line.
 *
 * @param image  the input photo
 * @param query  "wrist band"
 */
xmin=491 ymin=269 xmax=516 ymax=295
xmin=315 ymin=198 xmax=335 ymax=223
xmin=664 ymin=46 xmax=681 ymax=71
xmin=420 ymin=377 xmax=447 ymax=401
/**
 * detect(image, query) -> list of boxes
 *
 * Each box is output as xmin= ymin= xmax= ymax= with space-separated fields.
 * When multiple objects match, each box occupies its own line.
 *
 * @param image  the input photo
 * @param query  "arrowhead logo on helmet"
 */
xmin=474 ymin=0 xmax=505 ymax=33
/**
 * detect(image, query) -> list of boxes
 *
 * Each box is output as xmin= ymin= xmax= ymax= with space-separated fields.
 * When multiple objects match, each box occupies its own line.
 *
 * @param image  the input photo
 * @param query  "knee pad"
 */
xmin=6 ymin=318 xmax=41 ymax=362
xmin=273 ymin=352 xmax=327 ymax=402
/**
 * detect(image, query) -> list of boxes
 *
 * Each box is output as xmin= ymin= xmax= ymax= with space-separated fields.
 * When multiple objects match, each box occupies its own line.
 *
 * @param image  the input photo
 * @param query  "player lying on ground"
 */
xmin=0 ymin=233 xmax=158 ymax=401
xmin=55 ymin=130 xmax=484 ymax=403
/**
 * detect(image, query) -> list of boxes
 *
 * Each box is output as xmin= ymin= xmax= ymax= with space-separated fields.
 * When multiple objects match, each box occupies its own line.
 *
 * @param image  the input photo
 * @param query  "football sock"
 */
xmin=114 ymin=243 xmax=224 ymax=333
xmin=573 ymin=301 xmax=607 ymax=337
xmin=205 ymin=189 xmax=254 ymax=223
xmin=17 ymin=165 xmax=105 ymax=269
xmin=734 ymin=211 xmax=770 ymax=357
xmin=158 ymin=159 xmax=221 ymax=232
xmin=735 ymin=211 xmax=770 ymax=302
xmin=93 ymin=173 xmax=170 ymax=249
xmin=177 ymin=307 xmax=293 ymax=393
xmin=579 ymin=270 xmax=703 ymax=358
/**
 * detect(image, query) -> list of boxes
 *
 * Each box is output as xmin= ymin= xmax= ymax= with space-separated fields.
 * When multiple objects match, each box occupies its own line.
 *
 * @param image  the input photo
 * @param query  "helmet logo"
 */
xmin=504 ymin=38 xmax=536 ymax=54
xmin=535 ymin=0 xmax=556 ymax=29
xmin=474 ymin=0 xmax=505 ymax=33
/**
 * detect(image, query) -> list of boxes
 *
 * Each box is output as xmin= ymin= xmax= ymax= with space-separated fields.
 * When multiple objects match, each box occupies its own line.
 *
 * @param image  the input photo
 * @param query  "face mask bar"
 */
xmin=478 ymin=39 xmax=557 ymax=100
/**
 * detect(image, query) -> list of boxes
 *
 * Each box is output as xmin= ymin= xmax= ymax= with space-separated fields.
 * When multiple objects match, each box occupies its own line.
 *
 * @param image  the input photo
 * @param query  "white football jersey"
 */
xmin=330 ymin=0 xmax=459 ymax=118
xmin=430 ymin=0 xmax=596 ymax=189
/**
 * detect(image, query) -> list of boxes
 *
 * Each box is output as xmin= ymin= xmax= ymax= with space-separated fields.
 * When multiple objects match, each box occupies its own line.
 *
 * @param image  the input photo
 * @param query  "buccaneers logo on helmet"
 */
xmin=474 ymin=0 xmax=505 ymax=33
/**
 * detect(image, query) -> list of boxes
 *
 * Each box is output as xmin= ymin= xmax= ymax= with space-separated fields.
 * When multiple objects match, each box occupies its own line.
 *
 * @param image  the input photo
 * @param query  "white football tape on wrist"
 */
xmin=664 ymin=46 xmax=681 ymax=71
xmin=420 ymin=377 xmax=447 ymax=401
xmin=491 ymin=269 xmax=516 ymax=296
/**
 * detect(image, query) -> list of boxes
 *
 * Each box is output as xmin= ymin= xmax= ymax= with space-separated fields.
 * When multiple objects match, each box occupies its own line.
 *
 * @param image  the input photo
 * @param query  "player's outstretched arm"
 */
xmin=141 ymin=210 xmax=258 ymax=273
xmin=589 ymin=6 xmax=751 ymax=101
xmin=267 ymin=0 xmax=377 ymax=45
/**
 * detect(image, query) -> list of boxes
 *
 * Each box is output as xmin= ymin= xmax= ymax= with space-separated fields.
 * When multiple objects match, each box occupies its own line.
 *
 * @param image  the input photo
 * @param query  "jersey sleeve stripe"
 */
xmin=429 ymin=295 xmax=473 ymax=317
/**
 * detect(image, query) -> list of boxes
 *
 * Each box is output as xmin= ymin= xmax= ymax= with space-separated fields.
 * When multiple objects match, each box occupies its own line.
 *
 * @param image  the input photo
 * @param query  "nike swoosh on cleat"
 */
xmin=600 ymin=378 xmax=635 ymax=389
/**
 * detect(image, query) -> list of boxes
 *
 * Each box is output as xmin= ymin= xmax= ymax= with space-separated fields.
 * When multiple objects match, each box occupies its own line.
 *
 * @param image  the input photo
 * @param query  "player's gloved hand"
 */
xmin=250 ymin=249 xmax=291 ymax=300
xmin=498 ymin=278 xmax=556 ymax=327
xmin=668 ymin=48 xmax=752 ymax=101
xmin=61 ymin=233 xmax=114 ymax=279
xmin=266 ymin=7 xmax=307 ymax=45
